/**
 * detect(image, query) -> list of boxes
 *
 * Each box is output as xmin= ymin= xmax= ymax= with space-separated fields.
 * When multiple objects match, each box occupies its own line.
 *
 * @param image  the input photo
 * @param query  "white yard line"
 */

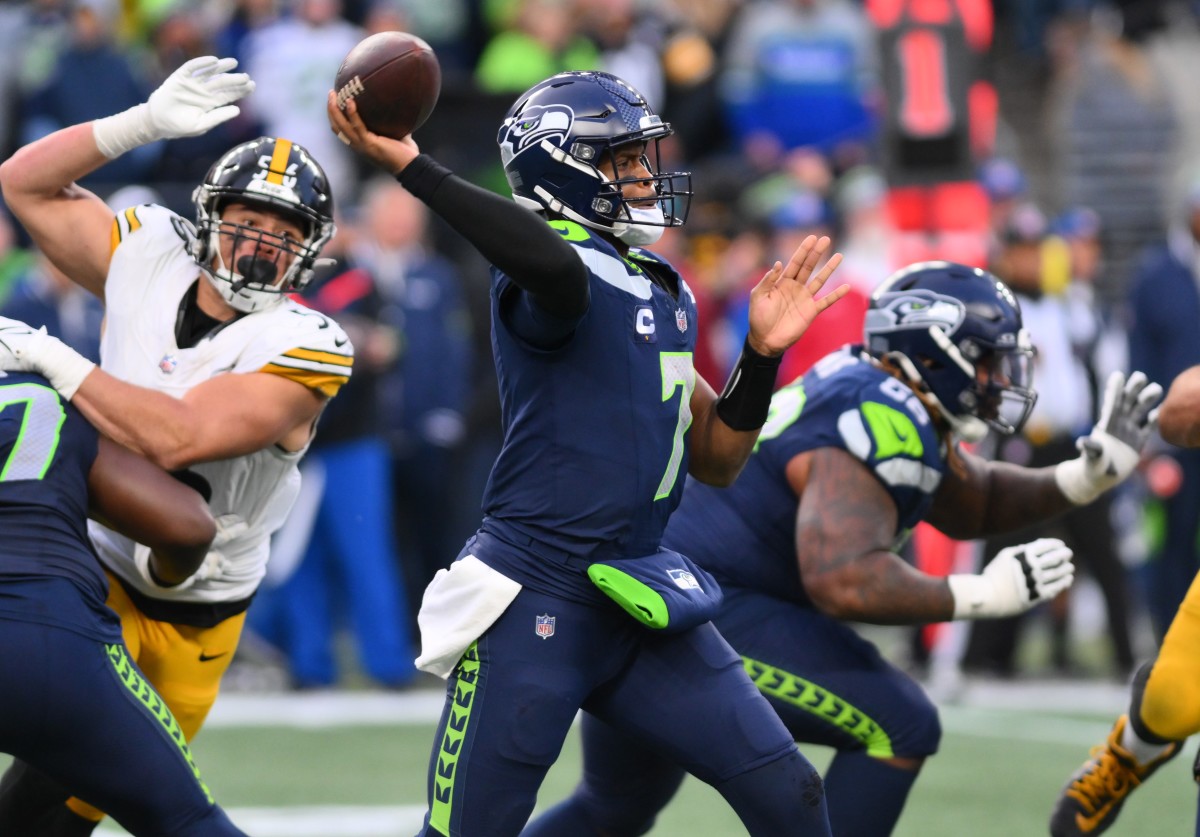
xmin=98 ymin=805 xmax=426 ymax=836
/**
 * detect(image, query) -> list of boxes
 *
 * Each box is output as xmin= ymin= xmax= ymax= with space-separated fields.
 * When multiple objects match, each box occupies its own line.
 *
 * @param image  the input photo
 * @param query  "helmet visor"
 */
xmin=977 ymin=341 xmax=1037 ymax=435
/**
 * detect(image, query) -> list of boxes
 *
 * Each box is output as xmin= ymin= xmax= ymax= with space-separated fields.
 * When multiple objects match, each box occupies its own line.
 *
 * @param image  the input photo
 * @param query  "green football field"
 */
xmin=2 ymin=677 xmax=1191 ymax=836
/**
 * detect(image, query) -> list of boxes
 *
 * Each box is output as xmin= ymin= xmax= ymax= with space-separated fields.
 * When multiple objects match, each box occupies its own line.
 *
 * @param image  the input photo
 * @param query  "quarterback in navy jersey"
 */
xmin=524 ymin=261 xmax=1164 ymax=836
xmin=330 ymin=71 xmax=849 ymax=836
xmin=0 ymin=370 xmax=246 ymax=836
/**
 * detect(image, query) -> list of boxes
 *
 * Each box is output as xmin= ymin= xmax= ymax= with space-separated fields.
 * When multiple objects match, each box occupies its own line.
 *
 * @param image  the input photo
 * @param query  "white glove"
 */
xmin=134 ymin=514 xmax=248 ymax=591
xmin=0 ymin=317 xmax=95 ymax=399
xmin=947 ymin=537 xmax=1075 ymax=619
xmin=93 ymin=56 xmax=255 ymax=159
xmin=1055 ymin=370 xmax=1163 ymax=505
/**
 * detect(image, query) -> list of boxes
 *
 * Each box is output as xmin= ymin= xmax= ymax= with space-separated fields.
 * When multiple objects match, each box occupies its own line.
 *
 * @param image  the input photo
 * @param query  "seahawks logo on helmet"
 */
xmin=497 ymin=105 xmax=575 ymax=165
xmin=867 ymin=292 xmax=965 ymax=335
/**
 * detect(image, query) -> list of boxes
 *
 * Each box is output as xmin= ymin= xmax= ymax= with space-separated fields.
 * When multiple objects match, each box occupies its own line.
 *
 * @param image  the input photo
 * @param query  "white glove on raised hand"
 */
xmin=1055 ymin=370 xmax=1163 ymax=506
xmin=0 ymin=316 xmax=95 ymax=399
xmin=947 ymin=537 xmax=1074 ymax=619
xmin=93 ymin=56 xmax=255 ymax=159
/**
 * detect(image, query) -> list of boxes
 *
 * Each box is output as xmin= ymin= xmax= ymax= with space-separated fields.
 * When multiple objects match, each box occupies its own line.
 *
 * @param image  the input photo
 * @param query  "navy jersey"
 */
xmin=479 ymin=221 xmax=698 ymax=593
xmin=664 ymin=348 xmax=947 ymax=605
xmin=0 ymin=372 xmax=112 ymax=637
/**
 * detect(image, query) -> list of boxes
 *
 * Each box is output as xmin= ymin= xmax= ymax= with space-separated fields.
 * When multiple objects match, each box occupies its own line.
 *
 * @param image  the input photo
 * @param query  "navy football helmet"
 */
xmin=190 ymin=137 xmax=336 ymax=313
xmin=496 ymin=71 xmax=691 ymax=239
xmin=864 ymin=261 xmax=1037 ymax=442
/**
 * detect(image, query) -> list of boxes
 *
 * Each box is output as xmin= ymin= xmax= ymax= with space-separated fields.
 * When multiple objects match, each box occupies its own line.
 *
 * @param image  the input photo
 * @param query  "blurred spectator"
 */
xmin=1048 ymin=0 xmax=1178 ymax=304
xmin=870 ymin=0 xmax=996 ymax=270
xmin=577 ymin=0 xmax=666 ymax=110
xmin=19 ymin=0 xmax=158 ymax=186
xmin=474 ymin=0 xmax=599 ymax=93
xmin=963 ymin=202 xmax=1135 ymax=678
xmin=0 ymin=251 xmax=102 ymax=362
xmin=980 ymin=155 xmax=1029 ymax=258
xmin=832 ymin=164 xmax=891 ymax=296
xmin=719 ymin=0 xmax=878 ymax=158
xmin=0 ymin=206 xmax=35 ymax=306
xmin=249 ymin=240 xmax=416 ymax=690
xmin=1126 ymin=176 xmax=1200 ymax=641
xmin=242 ymin=0 xmax=363 ymax=208
xmin=211 ymin=0 xmax=283 ymax=68
xmin=149 ymin=9 xmax=263 ymax=202
xmin=359 ymin=0 xmax=474 ymax=78
xmin=722 ymin=187 xmax=866 ymax=384
xmin=350 ymin=177 xmax=474 ymax=634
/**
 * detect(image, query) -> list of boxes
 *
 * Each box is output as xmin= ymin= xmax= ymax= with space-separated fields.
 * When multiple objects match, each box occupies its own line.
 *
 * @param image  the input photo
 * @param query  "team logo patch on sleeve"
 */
xmin=667 ymin=568 xmax=701 ymax=590
xmin=535 ymin=614 xmax=556 ymax=639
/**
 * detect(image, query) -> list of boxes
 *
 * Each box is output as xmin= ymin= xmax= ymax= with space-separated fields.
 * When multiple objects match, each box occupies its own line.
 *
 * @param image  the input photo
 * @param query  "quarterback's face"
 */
xmin=599 ymin=142 xmax=656 ymax=207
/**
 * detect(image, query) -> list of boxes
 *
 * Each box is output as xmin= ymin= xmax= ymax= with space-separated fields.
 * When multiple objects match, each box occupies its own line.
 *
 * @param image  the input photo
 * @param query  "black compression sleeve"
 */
xmin=715 ymin=340 xmax=783 ymax=431
xmin=397 ymin=155 xmax=588 ymax=318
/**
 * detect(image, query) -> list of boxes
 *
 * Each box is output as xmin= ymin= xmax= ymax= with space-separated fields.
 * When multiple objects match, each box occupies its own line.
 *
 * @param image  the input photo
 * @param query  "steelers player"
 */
xmin=0 ymin=56 xmax=352 ymax=833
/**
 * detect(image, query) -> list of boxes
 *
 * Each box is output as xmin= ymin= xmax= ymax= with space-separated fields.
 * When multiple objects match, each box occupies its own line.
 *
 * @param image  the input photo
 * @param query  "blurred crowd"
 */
xmin=3 ymin=0 xmax=1200 ymax=690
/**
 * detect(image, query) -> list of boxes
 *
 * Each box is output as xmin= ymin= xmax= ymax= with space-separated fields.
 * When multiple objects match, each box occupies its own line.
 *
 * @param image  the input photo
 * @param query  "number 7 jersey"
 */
xmin=89 ymin=203 xmax=353 ymax=608
xmin=480 ymin=220 xmax=698 ymax=564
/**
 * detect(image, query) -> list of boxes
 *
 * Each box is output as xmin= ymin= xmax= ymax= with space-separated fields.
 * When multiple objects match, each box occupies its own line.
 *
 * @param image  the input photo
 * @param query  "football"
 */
xmin=334 ymin=31 xmax=441 ymax=140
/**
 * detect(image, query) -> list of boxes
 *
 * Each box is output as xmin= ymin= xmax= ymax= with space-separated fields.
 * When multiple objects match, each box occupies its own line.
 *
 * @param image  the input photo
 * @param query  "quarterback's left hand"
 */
xmin=745 ymin=234 xmax=848 ymax=356
xmin=1056 ymin=370 xmax=1163 ymax=505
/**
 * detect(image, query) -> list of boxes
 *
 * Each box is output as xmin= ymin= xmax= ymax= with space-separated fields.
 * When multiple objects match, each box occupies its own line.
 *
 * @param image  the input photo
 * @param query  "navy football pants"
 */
xmin=416 ymin=587 xmax=831 ymax=837
xmin=523 ymin=587 xmax=942 ymax=836
xmin=0 ymin=614 xmax=244 ymax=836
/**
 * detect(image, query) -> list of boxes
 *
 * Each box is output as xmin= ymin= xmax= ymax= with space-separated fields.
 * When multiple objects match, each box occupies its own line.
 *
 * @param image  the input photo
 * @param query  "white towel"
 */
xmin=414 ymin=554 xmax=522 ymax=678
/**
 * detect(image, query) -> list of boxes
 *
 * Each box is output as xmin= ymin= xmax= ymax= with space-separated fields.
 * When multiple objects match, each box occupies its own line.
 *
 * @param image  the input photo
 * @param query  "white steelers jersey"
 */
xmin=88 ymin=203 xmax=353 ymax=604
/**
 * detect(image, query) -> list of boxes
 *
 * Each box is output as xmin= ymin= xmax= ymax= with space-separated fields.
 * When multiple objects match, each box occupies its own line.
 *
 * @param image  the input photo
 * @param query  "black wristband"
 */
xmin=396 ymin=153 xmax=453 ymax=202
xmin=715 ymin=340 xmax=783 ymax=431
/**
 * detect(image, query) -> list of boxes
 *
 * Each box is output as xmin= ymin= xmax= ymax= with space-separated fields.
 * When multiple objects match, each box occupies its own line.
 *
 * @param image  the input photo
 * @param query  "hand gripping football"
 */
xmin=334 ymin=31 xmax=441 ymax=139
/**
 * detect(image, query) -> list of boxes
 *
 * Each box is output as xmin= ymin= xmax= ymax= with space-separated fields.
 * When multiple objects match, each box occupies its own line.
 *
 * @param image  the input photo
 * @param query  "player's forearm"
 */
xmin=687 ymin=387 xmax=758 ymax=486
xmin=927 ymin=453 xmax=1075 ymax=539
xmin=71 ymin=369 xmax=206 ymax=471
xmin=802 ymin=550 xmax=956 ymax=624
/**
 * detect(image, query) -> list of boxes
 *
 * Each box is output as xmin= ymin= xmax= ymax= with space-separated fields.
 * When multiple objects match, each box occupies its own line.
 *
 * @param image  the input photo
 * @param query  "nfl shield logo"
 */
xmin=158 ymin=354 xmax=178 ymax=374
xmin=535 ymin=614 xmax=556 ymax=639
xmin=675 ymin=308 xmax=688 ymax=333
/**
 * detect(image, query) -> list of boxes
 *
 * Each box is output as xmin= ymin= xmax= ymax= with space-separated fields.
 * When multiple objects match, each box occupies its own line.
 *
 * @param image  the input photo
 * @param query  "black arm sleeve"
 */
xmin=398 ymin=154 xmax=589 ymax=319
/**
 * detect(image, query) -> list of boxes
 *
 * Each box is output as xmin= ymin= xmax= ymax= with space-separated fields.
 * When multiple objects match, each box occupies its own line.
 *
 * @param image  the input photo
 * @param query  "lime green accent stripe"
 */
xmin=105 ymin=643 xmax=213 ymax=804
xmin=430 ymin=642 xmax=481 ymax=835
xmin=742 ymin=655 xmax=895 ymax=758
